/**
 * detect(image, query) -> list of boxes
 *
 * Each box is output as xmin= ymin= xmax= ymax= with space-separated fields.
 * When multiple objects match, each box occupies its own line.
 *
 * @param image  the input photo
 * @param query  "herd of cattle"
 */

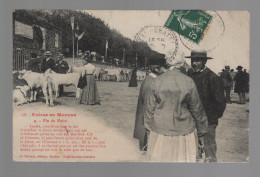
xmin=70 ymin=66 xmax=146 ymax=82
xmin=13 ymin=66 xmax=146 ymax=107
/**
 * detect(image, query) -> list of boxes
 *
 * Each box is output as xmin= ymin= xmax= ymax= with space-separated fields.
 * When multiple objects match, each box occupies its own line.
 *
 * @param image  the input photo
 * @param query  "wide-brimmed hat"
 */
xmin=44 ymin=51 xmax=52 ymax=56
xmin=185 ymin=50 xmax=213 ymax=59
xmin=236 ymin=65 xmax=243 ymax=70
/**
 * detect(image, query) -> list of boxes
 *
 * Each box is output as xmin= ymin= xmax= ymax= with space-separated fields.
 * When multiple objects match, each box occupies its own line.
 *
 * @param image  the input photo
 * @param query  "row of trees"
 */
xmin=14 ymin=9 xmax=165 ymax=67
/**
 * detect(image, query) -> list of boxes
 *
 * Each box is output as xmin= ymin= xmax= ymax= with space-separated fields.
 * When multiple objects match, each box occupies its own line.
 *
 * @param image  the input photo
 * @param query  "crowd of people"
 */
xmin=133 ymin=49 xmax=249 ymax=163
xmin=220 ymin=65 xmax=250 ymax=104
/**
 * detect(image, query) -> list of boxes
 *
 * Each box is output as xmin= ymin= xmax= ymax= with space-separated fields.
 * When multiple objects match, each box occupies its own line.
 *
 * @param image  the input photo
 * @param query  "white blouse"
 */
xmin=82 ymin=63 xmax=96 ymax=75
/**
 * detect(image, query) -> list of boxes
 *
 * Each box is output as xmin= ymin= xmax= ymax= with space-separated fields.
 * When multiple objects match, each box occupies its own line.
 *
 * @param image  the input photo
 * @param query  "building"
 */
xmin=13 ymin=10 xmax=62 ymax=70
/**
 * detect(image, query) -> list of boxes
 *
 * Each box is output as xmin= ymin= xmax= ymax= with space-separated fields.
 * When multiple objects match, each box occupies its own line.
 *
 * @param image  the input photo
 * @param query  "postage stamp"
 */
xmin=165 ymin=10 xmax=225 ymax=52
xmin=165 ymin=10 xmax=213 ymax=44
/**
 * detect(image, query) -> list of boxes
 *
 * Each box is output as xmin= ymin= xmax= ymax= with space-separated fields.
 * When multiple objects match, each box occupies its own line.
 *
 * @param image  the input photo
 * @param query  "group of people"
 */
xmin=25 ymin=51 xmax=100 ymax=105
xmin=220 ymin=65 xmax=249 ymax=104
xmin=25 ymin=51 xmax=69 ymax=96
xmin=134 ymin=50 xmax=228 ymax=162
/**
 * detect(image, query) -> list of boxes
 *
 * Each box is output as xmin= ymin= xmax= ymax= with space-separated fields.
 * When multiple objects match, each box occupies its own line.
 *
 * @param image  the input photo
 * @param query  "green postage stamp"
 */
xmin=165 ymin=10 xmax=213 ymax=44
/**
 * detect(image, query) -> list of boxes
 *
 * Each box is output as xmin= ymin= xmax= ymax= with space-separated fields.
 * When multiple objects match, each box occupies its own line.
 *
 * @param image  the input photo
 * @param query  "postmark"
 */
xmin=134 ymin=26 xmax=178 ymax=59
xmin=165 ymin=10 xmax=225 ymax=52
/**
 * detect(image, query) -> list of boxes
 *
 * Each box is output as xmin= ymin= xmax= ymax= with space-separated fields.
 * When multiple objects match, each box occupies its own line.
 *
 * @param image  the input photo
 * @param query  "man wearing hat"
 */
xmin=41 ymin=51 xmax=55 ymax=73
xmin=25 ymin=53 xmax=41 ymax=73
xmin=234 ymin=66 xmax=247 ymax=104
xmin=55 ymin=53 xmax=69 ymax=96
xmin=186 ymin=50 xmax=226 ymax=162
xmin=55 ymin=53 xmax=69 ymax=74
xmin=220 ymin=65 xmax=233 ymax=104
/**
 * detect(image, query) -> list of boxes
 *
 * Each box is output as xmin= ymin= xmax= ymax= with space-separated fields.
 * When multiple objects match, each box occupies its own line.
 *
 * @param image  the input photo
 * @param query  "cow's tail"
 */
xmin=46 ymin=76 xmax=53 ymax=92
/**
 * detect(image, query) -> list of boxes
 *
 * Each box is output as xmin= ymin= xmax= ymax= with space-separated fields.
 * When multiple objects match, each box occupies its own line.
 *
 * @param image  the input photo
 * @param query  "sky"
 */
xmin=84 ymin=10 xmax=250 ymax=73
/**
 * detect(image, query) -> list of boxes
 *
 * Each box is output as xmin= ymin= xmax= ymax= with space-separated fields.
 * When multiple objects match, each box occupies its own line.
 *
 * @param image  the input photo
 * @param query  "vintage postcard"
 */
xmin=13 ymin=10 xmax=249 ymax=162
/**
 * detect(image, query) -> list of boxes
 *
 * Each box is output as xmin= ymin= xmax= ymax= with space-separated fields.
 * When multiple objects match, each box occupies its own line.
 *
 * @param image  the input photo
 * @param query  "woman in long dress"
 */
xmin=79 ymin=58 xmax=100 ymax=105
xmin=129 ymin=68 xmax=138 ymax=87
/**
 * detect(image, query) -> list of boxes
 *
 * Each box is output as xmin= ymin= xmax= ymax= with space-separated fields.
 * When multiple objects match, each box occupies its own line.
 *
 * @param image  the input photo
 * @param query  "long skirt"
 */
xmin=79 ymin=75 xmax=100 ymax=105
xmin=146 ymin=131 xmax=197 ymax=162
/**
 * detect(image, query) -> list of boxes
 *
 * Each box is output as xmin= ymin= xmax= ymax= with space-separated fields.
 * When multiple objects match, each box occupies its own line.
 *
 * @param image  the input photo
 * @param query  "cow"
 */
xmin=105 ymin=68 xmax=122 ymax=82
xmin=18 ymin=70 xmax=54 ymax=107
xmin=94 ymin=68 xmax=107 ymax=81
xmin=44 ymin=69 xmax=81 ymax=98
xmin=136 ymin=70 xmax=146 ymax=80
xmin=93 ymin=67 xmax=102 ymax=80
xmin=70 ymin=66 xmax=85 ymax=74
xmin=13 ymin=85 xmax=31 ymax=106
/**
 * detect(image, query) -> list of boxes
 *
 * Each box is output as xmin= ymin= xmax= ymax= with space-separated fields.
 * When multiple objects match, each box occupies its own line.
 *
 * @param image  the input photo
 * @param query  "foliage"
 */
xmin=13 ymin=9 xmax=165 ymax=66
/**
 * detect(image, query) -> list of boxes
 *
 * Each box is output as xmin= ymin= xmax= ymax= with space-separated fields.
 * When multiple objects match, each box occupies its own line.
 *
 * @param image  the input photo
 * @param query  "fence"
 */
xmin=13 ymin=41 xmax=38 ymax=70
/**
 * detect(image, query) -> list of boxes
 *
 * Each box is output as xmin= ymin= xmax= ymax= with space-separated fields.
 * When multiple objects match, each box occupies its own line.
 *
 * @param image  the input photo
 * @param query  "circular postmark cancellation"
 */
xmin=178 ymin=11 xmax=225 ymax=52
xmin=134 ymin=26 xmax=178 ymax=59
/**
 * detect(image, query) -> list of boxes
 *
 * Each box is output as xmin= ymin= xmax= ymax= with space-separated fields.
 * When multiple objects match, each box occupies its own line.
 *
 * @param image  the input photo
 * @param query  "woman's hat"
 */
xmin=236 ymin=65 xmax=243 ymax=70
xmin=185 ymin=50 xmax=213 ymax=59
xmin=165 ymin=49 xmax=185 ymax=67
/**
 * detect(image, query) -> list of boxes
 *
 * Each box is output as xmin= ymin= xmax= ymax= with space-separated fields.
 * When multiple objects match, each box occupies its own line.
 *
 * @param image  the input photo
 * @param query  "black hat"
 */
xmin=85 ymin=57 xmax=93 ymax=63
xmin=30 ymin=53 xmax=37 ymax=58
xmin=236 ymin=66 xmax=243 ymax=70
xmin=185 ymin=50 xmax=213 ymax=59
xmin=58 ymin=53 xmax=64 ymax=59
xmin=225 ymin=65 xmax=230 ymax=69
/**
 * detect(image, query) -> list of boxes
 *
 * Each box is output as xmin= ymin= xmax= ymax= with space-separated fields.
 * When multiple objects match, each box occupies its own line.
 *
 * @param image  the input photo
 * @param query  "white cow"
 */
xmin=136 ymin=70 xmax=146 ymax=80
xmin=13 ymin=85 xmax=31 ymax=106
xmin=105 ymin=68 xmax=122 ymax=82
xmin=44 ymin=69 xmax=81 ymax=98
xmin=70 ymin=66 xmax=85 ymax=73
xmin=18 ymin=70 xmax=54 ymax=107
xmin=93 ymin=67 xmax=102 ymax=80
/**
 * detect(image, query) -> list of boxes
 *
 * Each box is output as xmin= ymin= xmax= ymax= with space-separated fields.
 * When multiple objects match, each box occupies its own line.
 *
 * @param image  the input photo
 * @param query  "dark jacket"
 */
xmin=220 ymin=70 xmax=232 ymax=87
xmin=55 ymin=60 xmax=69 ymax=74
xmin=25 ymin=58 xmax=41 ymax=73
xmin=234 ymin=71 xmax=248 ymax=93
xmin=145 ymin=69 xmax=208 ymax=137
xmin=187 ymin=68 xmax=226 ymax=125
xmin=133 ymin=74 xmax=155 ymax=149
xmin=41 ymin=57 xmax=55 ymax=73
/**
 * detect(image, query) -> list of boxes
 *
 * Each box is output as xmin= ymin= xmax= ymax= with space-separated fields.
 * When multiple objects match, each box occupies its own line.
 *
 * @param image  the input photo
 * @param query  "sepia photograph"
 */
xmin=12 ymin=9 xmax=249 ymax=163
